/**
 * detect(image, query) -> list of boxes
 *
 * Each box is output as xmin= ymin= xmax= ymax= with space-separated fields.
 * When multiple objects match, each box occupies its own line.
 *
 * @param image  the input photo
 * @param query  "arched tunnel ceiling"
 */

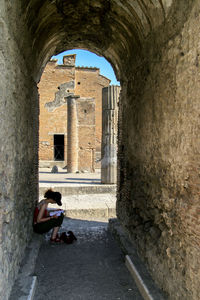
xmin=23 ymin=0 xmax=174 ymax=81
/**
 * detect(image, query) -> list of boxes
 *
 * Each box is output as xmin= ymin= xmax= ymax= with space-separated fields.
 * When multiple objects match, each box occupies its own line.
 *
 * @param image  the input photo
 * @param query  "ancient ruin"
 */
xmin=101 ymin=85 xmax=120 ymax=184
xmin=39 ymin=54 xmax=111 ymax=172
xmin=0 ymin=1 xmax=200 ymax=299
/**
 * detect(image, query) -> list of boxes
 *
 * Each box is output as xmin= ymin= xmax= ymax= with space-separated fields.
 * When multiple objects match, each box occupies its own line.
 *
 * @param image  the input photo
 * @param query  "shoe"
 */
xmin=50 ymin=236 xmax=63 ymax=243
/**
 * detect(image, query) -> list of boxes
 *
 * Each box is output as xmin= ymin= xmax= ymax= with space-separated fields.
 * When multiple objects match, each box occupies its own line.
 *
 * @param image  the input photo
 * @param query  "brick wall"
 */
xmin=75 ymin=67 xmax=110 ymax=152
xmin=38 ymin=60 xmax=75 ymax=163
xmin=77 ymin=98 xmax=96 ymax=172
xmin=38 ymin=57 xmax=110 ymax=171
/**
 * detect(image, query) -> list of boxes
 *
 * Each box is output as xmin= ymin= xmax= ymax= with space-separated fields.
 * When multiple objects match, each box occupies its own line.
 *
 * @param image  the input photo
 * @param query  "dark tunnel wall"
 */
xmin=0 ymin=1 xmax=199 ymax=299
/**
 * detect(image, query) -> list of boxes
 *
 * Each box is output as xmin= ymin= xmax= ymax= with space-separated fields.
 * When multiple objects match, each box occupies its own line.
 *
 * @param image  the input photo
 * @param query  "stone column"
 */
xmin=101 ymin=85 xmax=120 ymax=184
xmin=67 ymin=95 xmax=80 ymax=173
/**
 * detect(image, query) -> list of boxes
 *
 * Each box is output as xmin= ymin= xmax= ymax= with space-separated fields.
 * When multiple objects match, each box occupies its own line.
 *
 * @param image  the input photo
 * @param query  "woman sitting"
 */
xmin=33 ymin=189 xmax=64 ymax=243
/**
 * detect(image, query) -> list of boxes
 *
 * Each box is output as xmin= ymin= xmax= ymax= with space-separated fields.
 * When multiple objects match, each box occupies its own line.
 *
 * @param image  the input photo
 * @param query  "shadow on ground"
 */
xmin=33 ymin=217 xmax=143 ymax=300
xmin=39 ymin=180 xmax=102 ymax=185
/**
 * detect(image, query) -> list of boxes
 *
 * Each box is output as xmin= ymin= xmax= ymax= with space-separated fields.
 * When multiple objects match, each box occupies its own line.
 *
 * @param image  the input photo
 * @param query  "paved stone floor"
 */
xmin=33 ymin=217 xmax=143 ymax=300
xmin=38 ymin=168 xmax=116 ymax=221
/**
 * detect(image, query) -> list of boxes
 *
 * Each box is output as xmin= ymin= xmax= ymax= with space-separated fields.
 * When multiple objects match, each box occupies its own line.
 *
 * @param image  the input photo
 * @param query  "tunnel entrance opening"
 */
xmin=38 ymin=49 xmax=120 ymax=183
xmin=38 ymin=49 xmax=119 ymax=224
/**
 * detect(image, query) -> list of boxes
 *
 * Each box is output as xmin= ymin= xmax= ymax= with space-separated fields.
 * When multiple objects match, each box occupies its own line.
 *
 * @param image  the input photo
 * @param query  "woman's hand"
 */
xmin=51 ymin=214 xmax=58 ymax=219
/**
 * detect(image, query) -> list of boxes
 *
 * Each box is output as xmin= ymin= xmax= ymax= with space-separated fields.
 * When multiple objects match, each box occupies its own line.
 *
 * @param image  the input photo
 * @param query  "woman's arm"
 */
xmin=37 ymin=203 xmax=58 ymax=223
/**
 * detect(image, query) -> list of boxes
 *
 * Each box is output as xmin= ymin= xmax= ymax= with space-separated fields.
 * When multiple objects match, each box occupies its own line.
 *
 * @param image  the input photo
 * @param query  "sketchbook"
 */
xmin=49 ymin=210 xmax=64 ymax=217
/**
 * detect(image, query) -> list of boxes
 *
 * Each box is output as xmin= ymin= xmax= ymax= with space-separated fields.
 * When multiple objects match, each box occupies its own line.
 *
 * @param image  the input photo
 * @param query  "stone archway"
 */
xmin=1 ymin=1 xmax=200 ymax=299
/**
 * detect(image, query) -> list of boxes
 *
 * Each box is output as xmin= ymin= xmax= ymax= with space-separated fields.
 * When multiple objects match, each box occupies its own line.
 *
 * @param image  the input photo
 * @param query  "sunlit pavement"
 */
xmin=39 ymin=168 xmax=102 ymax=186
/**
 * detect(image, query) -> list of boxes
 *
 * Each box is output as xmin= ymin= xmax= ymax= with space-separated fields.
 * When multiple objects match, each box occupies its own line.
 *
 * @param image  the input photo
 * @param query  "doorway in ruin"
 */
xmin=54 ymin=134 xmax=64 ymax=161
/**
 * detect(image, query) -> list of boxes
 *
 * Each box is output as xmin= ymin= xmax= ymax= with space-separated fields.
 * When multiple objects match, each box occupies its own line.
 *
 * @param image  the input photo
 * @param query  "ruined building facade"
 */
xmin=38 ymin=54 xmax=110 ymax=172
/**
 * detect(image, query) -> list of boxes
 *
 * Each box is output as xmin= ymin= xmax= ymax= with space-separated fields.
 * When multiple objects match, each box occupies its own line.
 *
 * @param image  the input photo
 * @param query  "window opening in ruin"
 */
xmin=54 ymin=134 xmax=64 ymax=161
xmin=78 ymin=82 xmax=81 ymax=85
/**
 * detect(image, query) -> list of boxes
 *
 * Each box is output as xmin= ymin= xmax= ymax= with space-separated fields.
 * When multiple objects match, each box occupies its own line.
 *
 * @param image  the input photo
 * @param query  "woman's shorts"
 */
xmin=33 ymin=213 xmax=64 ymax=234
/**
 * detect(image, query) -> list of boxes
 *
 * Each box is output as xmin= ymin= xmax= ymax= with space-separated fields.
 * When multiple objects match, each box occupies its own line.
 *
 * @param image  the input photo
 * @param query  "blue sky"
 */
xmin=52 ymin=49 xmax=120 ymax=85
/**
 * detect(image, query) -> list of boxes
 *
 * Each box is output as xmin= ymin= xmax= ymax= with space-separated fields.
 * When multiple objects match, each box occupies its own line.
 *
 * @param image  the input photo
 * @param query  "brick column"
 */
xmin=101 ymin=85 xmax=120 ymax=184
xmin=67 ymin=95 xmax=79 ymax=173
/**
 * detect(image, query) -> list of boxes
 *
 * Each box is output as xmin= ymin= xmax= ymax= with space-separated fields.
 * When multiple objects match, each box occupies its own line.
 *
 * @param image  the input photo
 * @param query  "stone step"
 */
xmin=39 ymin=184 xmax=116 ymax=196
xmin=46 ymin=193 xmax=116 ymax=221
xmin=64 ymin=207 xmax=116 ymax=221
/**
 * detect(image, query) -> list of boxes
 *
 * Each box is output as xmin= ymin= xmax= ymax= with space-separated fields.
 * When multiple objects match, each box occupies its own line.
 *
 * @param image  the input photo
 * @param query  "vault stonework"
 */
xmin=0 ymin=1 xmax=200 ymax=299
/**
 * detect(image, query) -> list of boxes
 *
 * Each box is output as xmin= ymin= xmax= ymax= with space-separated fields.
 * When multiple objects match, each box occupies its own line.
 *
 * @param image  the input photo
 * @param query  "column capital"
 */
xmin=65 ymin=94 xmax=80 ymax=101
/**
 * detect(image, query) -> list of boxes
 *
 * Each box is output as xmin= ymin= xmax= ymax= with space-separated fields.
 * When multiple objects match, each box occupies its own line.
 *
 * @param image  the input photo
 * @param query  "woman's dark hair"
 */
xmin=44 ymin=189 xmax=62 ymax=206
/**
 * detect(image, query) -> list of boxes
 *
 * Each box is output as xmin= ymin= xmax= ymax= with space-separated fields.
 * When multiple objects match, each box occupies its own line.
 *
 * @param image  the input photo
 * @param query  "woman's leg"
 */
xmin=50 ymin=214 xmax=64 ymax=239
xmin=34 ymin=214 xmax=64 ymax=236
xmin=51 ymin=226 xmax=60 ymax=239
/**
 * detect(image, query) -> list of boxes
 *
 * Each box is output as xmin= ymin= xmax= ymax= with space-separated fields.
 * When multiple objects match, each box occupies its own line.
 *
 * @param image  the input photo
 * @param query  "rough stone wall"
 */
xmin=0 ymin=1 xmax=38 ymax=299
xmin=117 ymin=2 xmax=200 ymax=299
